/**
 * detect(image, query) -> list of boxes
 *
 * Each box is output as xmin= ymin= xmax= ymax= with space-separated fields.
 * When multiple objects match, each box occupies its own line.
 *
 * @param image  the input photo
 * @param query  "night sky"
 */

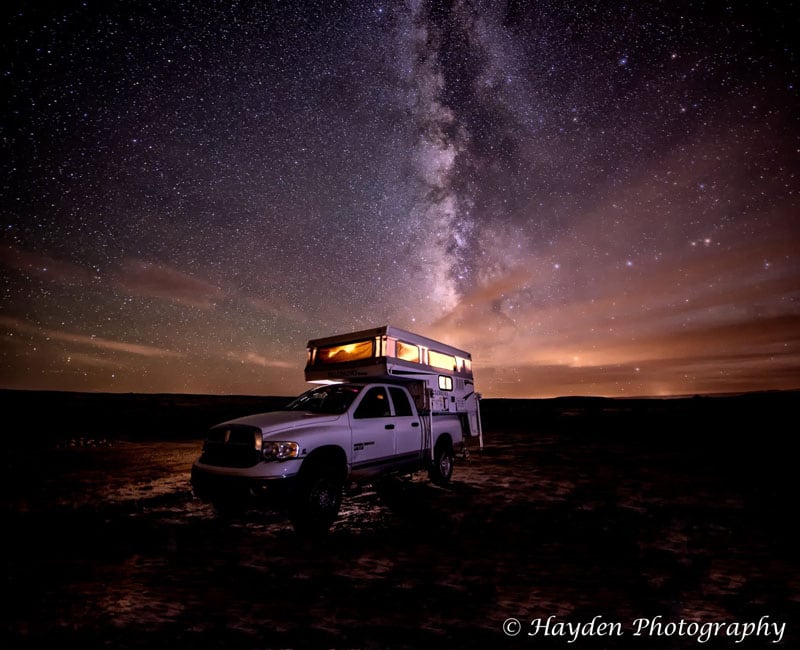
xmin=1 ymin=1 xmax=798 ymax=398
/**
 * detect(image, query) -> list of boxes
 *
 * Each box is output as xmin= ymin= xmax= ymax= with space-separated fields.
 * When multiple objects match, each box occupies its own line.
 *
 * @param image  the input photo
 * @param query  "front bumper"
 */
xmin=190 ymin=460 xmax=299 ymax=504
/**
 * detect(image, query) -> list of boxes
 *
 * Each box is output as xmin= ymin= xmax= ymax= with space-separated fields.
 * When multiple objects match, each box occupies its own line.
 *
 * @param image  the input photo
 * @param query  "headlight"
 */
xmin=262 ymin=441 xmax=300 ymax=461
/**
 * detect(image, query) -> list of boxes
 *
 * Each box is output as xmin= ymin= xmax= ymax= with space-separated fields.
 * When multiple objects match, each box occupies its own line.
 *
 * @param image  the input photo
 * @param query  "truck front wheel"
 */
xmin=429 ymin=439 xmax=454 ymax=486
xmin=290 ymin=467 xmax=343 ymax=535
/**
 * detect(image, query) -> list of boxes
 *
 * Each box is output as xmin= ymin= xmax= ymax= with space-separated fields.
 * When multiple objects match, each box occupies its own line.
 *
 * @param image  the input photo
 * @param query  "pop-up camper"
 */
xmin=304 ymin=325 xmax=483 ymax=447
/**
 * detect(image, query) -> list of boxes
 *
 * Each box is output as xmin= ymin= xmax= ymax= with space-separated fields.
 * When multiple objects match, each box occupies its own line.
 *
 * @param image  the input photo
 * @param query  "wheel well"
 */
xmin=433 ymin=433 xmax=453 ymax=452
xmin=300 ymin=445 xmax=348 ymax=481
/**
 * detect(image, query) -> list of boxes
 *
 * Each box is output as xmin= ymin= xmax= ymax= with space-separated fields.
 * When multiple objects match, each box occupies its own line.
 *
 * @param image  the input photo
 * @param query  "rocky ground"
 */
xmin=2 ymin=390 xmax=798 ymax=649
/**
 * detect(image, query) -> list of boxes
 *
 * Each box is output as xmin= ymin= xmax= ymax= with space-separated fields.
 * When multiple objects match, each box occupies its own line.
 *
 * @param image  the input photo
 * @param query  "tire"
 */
xmin=290 ymin=466 xmax=343 ymax=535
xmin=429 ymin=439 xmax=454 ymax=486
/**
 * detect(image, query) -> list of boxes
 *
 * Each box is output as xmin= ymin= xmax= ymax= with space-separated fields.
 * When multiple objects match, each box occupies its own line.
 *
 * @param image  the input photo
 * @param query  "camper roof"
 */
xmin=306 ymin=325 xmax=471 ymax=360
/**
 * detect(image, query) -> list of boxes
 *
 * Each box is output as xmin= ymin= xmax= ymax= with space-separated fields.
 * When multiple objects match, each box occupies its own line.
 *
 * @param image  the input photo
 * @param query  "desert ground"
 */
xmin=2 ymin=389 xmax=798 ymax=649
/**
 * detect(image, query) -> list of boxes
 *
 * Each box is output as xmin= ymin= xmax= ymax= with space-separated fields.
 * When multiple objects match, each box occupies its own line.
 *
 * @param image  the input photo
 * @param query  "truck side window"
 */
xmin=388 ymin=387 xmax=413 ymax=417
xmin=353 ymin=387 xmax=391 ymax=418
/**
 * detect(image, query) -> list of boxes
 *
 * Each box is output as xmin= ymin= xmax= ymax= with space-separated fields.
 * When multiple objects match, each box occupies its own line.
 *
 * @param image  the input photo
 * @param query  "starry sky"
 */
xmin=1 ymin=0 xmax=798 ymax=398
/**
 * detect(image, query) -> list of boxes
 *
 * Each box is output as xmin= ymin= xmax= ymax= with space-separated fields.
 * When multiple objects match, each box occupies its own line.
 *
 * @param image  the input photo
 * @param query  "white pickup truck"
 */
xmin=191 ymin=326 xmax=483 ymax=533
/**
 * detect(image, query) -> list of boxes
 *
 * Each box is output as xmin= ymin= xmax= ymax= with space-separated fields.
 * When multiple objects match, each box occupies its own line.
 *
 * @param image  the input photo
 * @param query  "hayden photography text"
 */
xmin=502 ymin=615 xmax=786 ymax=644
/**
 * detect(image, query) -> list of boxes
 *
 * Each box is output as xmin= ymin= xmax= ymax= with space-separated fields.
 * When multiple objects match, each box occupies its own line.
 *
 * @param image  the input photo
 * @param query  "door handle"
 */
xmin=411 ymin=422 xmax=419 ymax=427
xmin=385 ymin=424 xmax=395 ymax=430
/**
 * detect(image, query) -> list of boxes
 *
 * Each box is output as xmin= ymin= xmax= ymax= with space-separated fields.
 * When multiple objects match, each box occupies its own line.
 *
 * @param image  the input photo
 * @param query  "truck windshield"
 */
xmin=283 ymin=384 xmax=363 ymax=414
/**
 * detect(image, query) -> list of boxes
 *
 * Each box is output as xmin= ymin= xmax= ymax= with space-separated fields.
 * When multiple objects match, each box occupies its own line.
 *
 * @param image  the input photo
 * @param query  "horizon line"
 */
xmin=1 ymin=386 xmax=797 ymax=401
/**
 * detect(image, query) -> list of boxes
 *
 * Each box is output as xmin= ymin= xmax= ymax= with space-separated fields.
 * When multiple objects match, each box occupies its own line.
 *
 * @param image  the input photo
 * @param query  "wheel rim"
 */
xmin=439 ymin=452 xmax=452 ymax=478
xmin=310 ymin=479 xmax=340 ymax=513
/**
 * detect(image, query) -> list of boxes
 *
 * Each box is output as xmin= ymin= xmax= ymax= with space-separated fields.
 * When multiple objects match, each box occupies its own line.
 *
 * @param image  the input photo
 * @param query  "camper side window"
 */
xmin=353 ymin=387 xmax=391 ymax=418
xmin=438 ymin=376 xmax=453 ymax=391
xmin=396 ymin=341 xmax=420 ymax=363
xmin=429 ymin=350 xmax=457 ymax=370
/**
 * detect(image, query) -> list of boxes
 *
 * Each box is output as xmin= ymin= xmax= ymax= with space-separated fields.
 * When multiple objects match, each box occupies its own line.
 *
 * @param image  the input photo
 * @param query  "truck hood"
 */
xmin=216 ymin=410 xmax=342 ymax=434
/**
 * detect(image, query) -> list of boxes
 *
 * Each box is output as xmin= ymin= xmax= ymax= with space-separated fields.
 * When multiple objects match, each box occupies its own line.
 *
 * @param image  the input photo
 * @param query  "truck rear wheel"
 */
xmin=429 ymin=439 xmax=454 ymax=486
xmin=290 ymin=467 xmax=343 ymax=535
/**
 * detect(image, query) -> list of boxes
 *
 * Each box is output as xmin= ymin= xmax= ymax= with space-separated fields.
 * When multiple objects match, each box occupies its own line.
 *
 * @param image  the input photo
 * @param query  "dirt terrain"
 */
xmin=2 ymin=390 xmax=798 ymax=649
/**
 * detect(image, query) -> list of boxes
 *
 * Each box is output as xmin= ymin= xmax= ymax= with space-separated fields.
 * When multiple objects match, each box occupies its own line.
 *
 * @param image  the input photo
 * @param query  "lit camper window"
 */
xmin=428 ymin=349 xmax=456 ymax=370
xmin=396 ymin=341 xmax=420 ymax=363
xmin=315 ymin=340 xmax=373 ymax=364
xmin=438 ymin=375 xmax=453 ymax=391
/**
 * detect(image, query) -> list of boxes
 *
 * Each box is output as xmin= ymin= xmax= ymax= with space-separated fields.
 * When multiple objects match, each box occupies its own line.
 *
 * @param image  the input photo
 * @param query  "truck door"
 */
xmin=388 ymin=386 xmax=422 ymax=461
xmin=349 ymin=386 xmax=395 ymax=468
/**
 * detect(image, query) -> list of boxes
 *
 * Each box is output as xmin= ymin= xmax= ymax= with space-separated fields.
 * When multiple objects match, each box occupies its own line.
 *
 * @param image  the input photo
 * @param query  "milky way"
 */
xmin=1 ymin=1 xmax=798 ymax=397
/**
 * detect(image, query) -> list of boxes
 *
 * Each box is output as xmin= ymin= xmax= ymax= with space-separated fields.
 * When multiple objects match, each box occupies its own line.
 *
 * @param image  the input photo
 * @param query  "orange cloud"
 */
xmin=226 ymin=351 xmax=296 ymax=369
xmin=0 ymin=316 xmax=183 ymax=358
xmin=115 ymin=259 xmax=224 ymax=308
xmin=0 ymin=246 xmax=97 ymax=285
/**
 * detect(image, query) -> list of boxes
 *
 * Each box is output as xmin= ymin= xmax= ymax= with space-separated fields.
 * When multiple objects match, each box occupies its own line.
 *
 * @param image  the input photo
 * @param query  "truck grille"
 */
xmin=199 ymin=424 xmax=261 ymax=468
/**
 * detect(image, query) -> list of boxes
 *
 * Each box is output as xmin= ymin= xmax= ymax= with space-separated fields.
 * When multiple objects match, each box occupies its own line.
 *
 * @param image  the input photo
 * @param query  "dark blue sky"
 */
xmin=2 ymin=0 xmax=798 ymax=397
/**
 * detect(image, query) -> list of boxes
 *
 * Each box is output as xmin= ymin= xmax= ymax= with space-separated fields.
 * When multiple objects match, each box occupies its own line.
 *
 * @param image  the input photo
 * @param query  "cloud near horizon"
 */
xmin=115 ymin=259 xmax=225 ymax=309
xmin=426 ymin=201 xmax=799 ymax=396
xmin=226 ymin=351 xmax=297 ymax=369
xmin=0 ymin=316 xmax=184 ymax=359
xmin=0 ymin=246 xmax=98 ymax=285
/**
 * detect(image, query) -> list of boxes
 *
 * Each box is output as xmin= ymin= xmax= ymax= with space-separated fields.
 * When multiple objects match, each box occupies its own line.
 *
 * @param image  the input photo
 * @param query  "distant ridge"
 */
xmin=1 ymin=387 xmax=796 ymax=447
